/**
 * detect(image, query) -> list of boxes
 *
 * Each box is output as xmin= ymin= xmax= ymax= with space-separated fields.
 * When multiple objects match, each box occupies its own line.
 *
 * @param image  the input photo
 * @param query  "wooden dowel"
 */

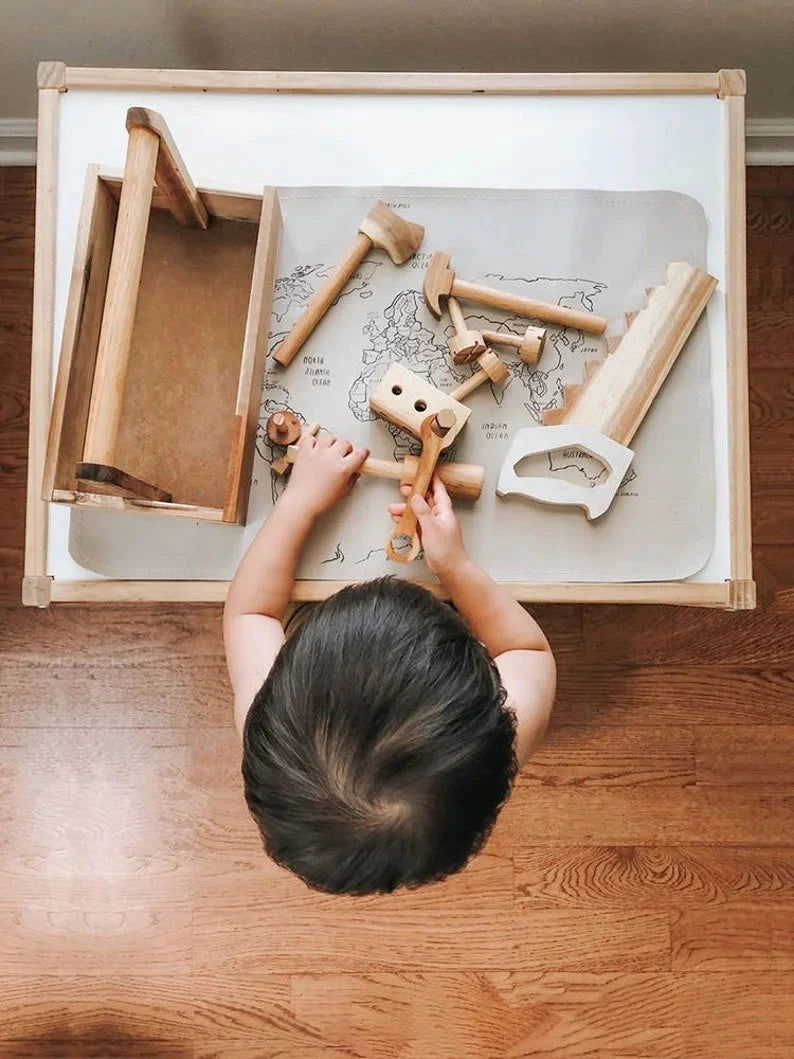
xmin=452 ymin=277 xmax=607 ymax=335
xmin=125 ymin=107 xmax=208 ymax=229
xmin=447 ymin=296 xmax=467 ymax=336
xmin=273 ymin=232 xmax=372 ymax=366
xmin=449 ymin=369 xmax=488 ymax=402
xmin=83 ymin=125 xmax=159 ymax=466
xmin=481 ymin=329 xmax=521 ymax=348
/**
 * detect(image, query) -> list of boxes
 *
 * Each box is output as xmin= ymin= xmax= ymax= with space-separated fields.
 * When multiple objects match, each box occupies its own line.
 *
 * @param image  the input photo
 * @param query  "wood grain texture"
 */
xmin=2 ymin=165 xmax=794 ymax=1057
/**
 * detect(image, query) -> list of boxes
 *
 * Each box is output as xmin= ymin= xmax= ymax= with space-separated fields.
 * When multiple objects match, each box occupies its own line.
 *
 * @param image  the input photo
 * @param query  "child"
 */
xmin=224 ymin=431 xmax=556 ymax=895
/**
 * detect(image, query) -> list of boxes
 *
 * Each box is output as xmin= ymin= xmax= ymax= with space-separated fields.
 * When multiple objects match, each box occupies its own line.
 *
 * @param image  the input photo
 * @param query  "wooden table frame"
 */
xmin=24 ymin=65 xmax=753 ymax=609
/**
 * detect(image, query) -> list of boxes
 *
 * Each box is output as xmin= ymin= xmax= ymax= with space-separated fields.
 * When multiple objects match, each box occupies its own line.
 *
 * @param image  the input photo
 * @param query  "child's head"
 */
xmin=243 ymin=577 xmax=516 ymax=896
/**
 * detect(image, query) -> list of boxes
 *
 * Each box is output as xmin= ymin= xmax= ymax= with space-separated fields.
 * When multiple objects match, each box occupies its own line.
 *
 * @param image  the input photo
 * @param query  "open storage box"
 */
xmin=43 ymin=108 xmax=281 ymax=524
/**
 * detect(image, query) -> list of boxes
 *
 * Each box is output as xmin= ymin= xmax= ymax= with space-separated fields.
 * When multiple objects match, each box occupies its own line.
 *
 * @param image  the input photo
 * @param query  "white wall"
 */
xmin=0 ymin=0 xmax=793 ymax=120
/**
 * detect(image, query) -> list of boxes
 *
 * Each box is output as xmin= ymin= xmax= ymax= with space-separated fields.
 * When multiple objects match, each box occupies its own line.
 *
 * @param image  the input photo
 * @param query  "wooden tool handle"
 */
xmin=125 ymin=108 xmax=208 ymax=229
xmin=82 ymin=125 xmax=160 ymax=467
xmin=449 ymin=368 xmax=487 ymax=402
xmin=386 ymin=413 xmax=453 ymax=563
xmin=481 ymin=329 xmax=521 ymax=349
xmin=273 ymin=232 xmax=372 ymax=367
xmin=283 ymin=447 xmax=484 ymax=499
xmin=447 ymin=296 xmax=468 ymax=336
xmin=453 ymin=278 xmax=607 ymax=335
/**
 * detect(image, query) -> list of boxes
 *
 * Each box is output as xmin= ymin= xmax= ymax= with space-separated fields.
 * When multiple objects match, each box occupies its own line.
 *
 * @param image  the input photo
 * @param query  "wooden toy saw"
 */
xmin=497 ymin=262 xmax=718 ymax=519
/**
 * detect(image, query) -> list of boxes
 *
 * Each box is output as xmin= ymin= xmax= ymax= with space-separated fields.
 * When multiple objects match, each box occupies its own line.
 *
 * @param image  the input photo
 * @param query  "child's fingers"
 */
xmin=344 ymin=446 xmax=370 ymax=470
xmin=388 ymin=502 xmax=406 ymax=518
xmin=318 ymin=433 xmax=337 ymax=449
xmin=431 ymin=475 xmax=453 ymax=511
xmin=337 ymin=439 xmax=354 ymax=456
xmin=297 ymin=431 xmax=317 ymax=450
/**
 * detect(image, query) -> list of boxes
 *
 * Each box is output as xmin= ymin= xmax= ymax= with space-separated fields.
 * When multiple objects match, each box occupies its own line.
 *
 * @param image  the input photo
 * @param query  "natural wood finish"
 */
xmin=265 ymin=410 xmax=302 ymax=446
xmin=60 ymin=67 xmax=726 ymax=95
xmin=424 ymin=251 xmax=608 ymax=334
xmin=23 ymin=76 xmax=752 ymax=608
xmin=222 ymin=187 xmax=282 ymax=524
xmin=285 ymin=446 xmax=484 ymax=499
xmin=125 ymin=107 xmax=208 ymax=229
xmin=273 ymin=202 xmax=424 ymax=367
xmin=386 ymin=412 xmax=457 ymax=562
xmin=549 ymin=262 xmax=718 ymax=446
xmin=43 ymin=159 xmax=280 ymax=526
xmin=447 ymin=296 xmax=486 ymax=363
xmin=82 ymin=125 xmax=160 ymax=468
xmin=36 ymin=60 xmax=66 ymax=89
xmin=725 ymin=94 xmax=754 ymax=585
xmin=74 ymin=462 xmax=173 ymax=503
xmin=449 ymin=349 xmax=509 ymax=402
xmin=42 ymin=168 xmax=117 ymax=503
xmin=271 ymin=420 xmax=320 ymax=475
xmin=23 ymin=89 xmax=59 ymax=605
xmin=718 ymin=68 xmax=748 ymax=98
xmin=369 ymin=362 xmax=470 ymax=447
xmin=5 ymin=164 xmax=794 ymax=1059
xmin=481 ymin=324 xmax=546 ymax=364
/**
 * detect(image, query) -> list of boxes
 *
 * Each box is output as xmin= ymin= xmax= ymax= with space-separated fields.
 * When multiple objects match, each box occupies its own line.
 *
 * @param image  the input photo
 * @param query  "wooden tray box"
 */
xmin=43 ymin=163 xmax=281 ymax=524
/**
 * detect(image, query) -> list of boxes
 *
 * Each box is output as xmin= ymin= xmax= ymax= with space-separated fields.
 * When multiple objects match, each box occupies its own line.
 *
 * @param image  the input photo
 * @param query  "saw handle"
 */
xmin=496 ymin=424 xmax=635 ymax=521
xmin=386 ymin=413 xmax=454 ymax=563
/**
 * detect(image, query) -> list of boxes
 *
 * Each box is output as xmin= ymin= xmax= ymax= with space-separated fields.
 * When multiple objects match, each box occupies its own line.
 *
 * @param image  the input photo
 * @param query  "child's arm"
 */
xmin=389 ymin=478 xmax=556 ymax=763
xmin=225 ymin=433 xmax=368 ymax=736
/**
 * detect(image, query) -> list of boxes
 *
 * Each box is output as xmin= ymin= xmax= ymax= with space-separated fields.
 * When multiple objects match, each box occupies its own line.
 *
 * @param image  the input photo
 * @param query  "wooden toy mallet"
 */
xmin=273 ymin=201 xmax=425 ymax=368
xmin=424 ymin=251 xmax=607 ymax=335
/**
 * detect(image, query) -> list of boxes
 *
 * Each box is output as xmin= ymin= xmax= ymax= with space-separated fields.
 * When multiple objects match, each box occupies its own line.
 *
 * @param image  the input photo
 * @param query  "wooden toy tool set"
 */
xmin=44 ymin=105 xmax=718 ymax=566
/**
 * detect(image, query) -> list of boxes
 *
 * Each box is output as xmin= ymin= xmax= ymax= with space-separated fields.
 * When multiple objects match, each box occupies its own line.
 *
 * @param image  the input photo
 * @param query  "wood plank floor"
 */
xmin=1 ymin=165 xmax=793 ymax=1058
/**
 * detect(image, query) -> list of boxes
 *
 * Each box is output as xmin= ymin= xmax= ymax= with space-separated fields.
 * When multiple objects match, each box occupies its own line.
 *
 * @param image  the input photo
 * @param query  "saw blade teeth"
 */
xmin=606 ymin=334 xmax=622 ymax=355
xmin=645 ymin=286 xmax=657 ymax=300
xmin=625 ymin=310 xmax=640 ymax=329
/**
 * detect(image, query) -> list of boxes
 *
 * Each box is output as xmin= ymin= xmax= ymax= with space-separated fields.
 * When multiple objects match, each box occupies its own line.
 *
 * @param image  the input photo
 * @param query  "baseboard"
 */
xmin=0 ymin=119 xmax=36 ymax=164
xmin=1 ymin=115 xmax=793 ymax=167
xmin=745 ymin=119 xmax=794 ymax=164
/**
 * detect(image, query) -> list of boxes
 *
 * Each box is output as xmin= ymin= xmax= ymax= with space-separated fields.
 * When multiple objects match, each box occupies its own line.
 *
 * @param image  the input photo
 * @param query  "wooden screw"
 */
xmin=447 ymin=296 xmax=487 ymax=364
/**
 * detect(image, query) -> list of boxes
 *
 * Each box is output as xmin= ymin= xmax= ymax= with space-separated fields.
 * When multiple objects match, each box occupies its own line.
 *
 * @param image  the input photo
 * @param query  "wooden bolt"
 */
xmin=271 ymin=420 xmax=319 ymax=475
xmin=273 ymin=202 xmax=424 ymax=367
xmin=481 ymin=325 xmax=547 ymax=364
xmin=447 ymin=296 xmax=486 ymax=363
xmin=449 ymin=350 xmax=509 ymax=402
xmin=283 ymin=445 xmax=484 ymax=499
xmin=266 ymin=410 xmax=302 ymax=446
xmin=424 ymin=251 xmax=607 ymax=335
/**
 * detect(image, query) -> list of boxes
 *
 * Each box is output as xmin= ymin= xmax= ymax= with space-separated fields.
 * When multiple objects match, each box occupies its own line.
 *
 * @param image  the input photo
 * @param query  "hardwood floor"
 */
xmin=1 ymin=165 xmax=793 ymax=1057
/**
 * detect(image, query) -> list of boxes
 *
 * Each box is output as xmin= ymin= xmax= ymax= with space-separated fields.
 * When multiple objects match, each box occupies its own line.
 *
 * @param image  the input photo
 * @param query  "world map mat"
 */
xmin=69 ymin=187 xmax=714 ymax=584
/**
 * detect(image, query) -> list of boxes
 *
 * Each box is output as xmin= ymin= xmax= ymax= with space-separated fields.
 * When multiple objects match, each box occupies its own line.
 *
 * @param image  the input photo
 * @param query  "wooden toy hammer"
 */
xmin=423 ymin=251 xmax=607 ymax=335
xmin=273 ymin=201 xmax=425 ymax=367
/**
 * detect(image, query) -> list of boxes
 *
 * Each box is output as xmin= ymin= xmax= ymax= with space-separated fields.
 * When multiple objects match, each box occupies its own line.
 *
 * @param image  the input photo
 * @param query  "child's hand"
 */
xmin=388 ymin=476 xmax=468 ymax=576
xmin=285 ymin=433 xmax=369 ymax=518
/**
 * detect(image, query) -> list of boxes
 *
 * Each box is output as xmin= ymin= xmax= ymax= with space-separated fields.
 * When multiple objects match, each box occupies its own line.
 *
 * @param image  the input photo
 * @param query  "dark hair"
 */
xmin=242 ymin=577 xmax=516 ymax=896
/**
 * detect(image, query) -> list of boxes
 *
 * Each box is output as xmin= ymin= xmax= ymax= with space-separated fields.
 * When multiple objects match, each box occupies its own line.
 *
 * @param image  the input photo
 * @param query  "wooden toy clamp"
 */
xmin=497 ymin=263 xmax=718 ymax=519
